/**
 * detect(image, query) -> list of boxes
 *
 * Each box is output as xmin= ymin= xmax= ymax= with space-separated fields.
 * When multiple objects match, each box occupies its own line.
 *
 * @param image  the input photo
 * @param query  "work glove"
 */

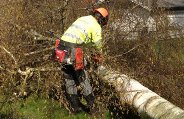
xmin=91 ymin=54 xmax=104 ymax=64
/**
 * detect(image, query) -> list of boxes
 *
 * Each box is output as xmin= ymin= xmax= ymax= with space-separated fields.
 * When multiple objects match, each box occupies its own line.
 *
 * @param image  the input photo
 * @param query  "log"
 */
xmin=97 ymin=66 xmax=184 ymax=119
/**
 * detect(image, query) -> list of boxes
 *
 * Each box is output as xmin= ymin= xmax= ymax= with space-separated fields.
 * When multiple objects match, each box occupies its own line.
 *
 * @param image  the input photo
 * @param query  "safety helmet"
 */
xmin=94 ymin=7 xmax=109 ymax=26
xmin=94 ymin=8 xmax=109 ymax=18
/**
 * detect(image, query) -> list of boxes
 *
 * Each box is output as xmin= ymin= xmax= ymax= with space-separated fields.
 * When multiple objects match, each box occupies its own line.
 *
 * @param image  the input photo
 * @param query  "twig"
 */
xmin=18 ymin=67 xmax=61 ymax=76
xmin=24 ymin=46 xmax=54 ymax=56
xmin=9 ymin=24 xmax=58 ymax=41
xmin=130 ymin=0 xmax=152 ymax=11
xmin=18 ymin=67 xmax=33 ymax=76
xmin=26 ymin=29 xmax=56 ymax=41
xmin=64 ymin=0 xmax=70 ymax=7
xmin=0 ymin=45 xmax=18 ymax=66
xmin=0 ymin=65 xmax=3 ymax=70
xmin=33 ymin=67 xmax=61 ymax=72
xmin=114 ymin=41 xmax=148 ymax=58
xmin=0 ymin=65 xmax=15 ymax=74
xmin=59 ymin=96 xmax=72 ymax=114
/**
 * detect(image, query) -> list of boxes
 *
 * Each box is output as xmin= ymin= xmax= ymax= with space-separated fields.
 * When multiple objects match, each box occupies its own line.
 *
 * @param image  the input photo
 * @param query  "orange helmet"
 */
xmin=94 ymin=7 xmax=109 ymax=26
xmin=94 ymin=8 xmax=109 ymax=18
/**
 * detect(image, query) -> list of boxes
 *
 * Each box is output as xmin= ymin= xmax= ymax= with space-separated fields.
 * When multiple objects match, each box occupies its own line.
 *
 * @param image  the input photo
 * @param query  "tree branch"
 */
xmin=114 ymin=41 xmax=148 ymax=58
xmin=24 ymin=46 xmax=54 ymax=56
xmin=0 ymin=45 xmax=18 ymax=66
xmin=18 ymin=67 xmax=61 ymax=76
xmin=26 ymin=29 xmax=56 ymax=41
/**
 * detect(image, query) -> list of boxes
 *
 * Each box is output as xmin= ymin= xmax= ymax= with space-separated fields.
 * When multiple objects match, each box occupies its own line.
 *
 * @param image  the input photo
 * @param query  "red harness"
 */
xmin=75 ymin=48 xmax=84 ymax=70
xmin=54 ymin=39 xmax=84 ymax=70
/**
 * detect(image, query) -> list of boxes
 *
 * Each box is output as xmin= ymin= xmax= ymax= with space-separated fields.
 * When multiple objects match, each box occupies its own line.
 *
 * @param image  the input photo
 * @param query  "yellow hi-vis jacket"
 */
xmin=61 ymin=15 xmax=102 ymax=50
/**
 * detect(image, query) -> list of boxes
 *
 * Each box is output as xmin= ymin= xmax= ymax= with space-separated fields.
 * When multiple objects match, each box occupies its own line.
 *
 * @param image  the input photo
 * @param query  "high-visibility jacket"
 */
xmin=61 ymin=15 xmax=102 ymax=50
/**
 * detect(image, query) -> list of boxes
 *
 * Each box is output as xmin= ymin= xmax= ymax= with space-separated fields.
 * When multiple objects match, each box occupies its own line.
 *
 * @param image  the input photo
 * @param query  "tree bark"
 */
xmin=97 ymin=66 xmax=184 ymax=119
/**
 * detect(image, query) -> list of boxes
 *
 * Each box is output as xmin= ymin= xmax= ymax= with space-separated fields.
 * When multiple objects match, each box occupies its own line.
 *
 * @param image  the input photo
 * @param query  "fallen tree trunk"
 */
xmin=97 ymin=66 xmax=184 ymax=119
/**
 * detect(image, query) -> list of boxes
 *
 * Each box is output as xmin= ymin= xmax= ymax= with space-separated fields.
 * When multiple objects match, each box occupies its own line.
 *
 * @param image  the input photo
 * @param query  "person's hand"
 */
xmin=91 ymin=54 xmax=104 ymax=64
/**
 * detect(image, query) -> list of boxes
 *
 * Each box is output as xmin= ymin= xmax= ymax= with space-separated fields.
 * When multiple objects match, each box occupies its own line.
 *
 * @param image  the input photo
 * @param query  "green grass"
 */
xmin=0 ymin=94 xmax=90 ymax=119
xmin=19 ymin=96 xmax=90 ymax=119
xmin=0 ymin=94 xmax=112 ymax=119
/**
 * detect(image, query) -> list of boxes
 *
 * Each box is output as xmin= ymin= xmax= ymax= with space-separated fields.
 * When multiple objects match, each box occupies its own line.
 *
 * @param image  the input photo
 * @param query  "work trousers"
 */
xmin=62 ymin=65 xmax=93 ymax=96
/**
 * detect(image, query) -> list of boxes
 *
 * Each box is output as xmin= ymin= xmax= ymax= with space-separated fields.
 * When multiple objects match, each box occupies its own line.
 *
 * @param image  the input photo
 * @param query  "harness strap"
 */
xmin=57 ymin=40 xmax=84 ymax=70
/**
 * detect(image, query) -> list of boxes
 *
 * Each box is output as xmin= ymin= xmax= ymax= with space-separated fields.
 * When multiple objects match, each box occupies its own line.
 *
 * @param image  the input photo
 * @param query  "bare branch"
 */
xmin=0 ymin=65 xmax=16 ymax=74
xmin=33 ymin=67 xmax=61 ymax=72
xmin=114 ymin=41 xmax=148 ymax=58
xmin=0 ymin=45 xmax=18 ymax=66
xmin=26 ymin=29 xmax=56 ymax=41
xmin=24 ymin=46 xmax=54 ymax=56
xmin=0 ymin=65 xmax=3 ymax=70
xmin=63 ymin=0 xmax=71 ymax=7
xmin=18 ymin=68 xmax=33 ymax=76
xmin=9 ymin=23 xmax=58 ymax=41
xmin=18 ymin=67 xmax=61 ymax=76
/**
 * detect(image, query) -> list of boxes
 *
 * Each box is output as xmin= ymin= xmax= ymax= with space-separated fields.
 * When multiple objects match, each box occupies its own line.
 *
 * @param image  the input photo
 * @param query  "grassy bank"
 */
xmin=0 ymin=94 xmax=102 ymax=119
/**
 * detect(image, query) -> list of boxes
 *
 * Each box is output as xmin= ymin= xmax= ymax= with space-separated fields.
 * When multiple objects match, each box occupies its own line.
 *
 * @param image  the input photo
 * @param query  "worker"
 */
xmin=53 ymin=7 xmax=109 ymax=114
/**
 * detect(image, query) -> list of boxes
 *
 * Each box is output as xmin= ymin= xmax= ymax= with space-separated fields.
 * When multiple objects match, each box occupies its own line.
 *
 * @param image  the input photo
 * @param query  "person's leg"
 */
xmin=62 ymin=65 xmax=82 ymax=113
xmin=77 ymin=70 xmax=95 ymax=112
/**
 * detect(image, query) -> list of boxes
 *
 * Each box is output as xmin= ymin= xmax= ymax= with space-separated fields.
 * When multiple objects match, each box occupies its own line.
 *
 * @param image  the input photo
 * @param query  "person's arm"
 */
xmin=92 ymin=26 xmax=103 ymax=50
xmin=91 ymin=29 xmax=104 ymax=64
